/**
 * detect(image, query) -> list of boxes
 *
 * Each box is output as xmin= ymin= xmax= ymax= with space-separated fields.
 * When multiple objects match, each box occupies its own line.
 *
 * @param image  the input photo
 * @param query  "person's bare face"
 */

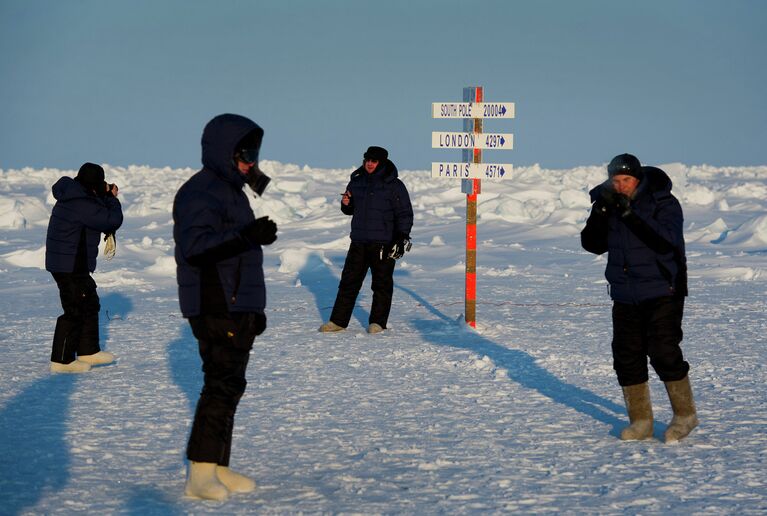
xmin=236 ymin=159 xmax=253 ymax=175
xmin=364 ymin=159 xmax=379 ymax=174
xmin=611 ymin=174 xmax=640 ymax=197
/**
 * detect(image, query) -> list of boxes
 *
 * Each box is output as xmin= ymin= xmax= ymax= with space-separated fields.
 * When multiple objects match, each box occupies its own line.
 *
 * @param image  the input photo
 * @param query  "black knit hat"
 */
xmin=607 ymin=153 xmax=643 ymax=181
xmin=363 ymin=146 xmax=388 ymax=162
xmin=75 ymin=162 xmax=105 ymax=189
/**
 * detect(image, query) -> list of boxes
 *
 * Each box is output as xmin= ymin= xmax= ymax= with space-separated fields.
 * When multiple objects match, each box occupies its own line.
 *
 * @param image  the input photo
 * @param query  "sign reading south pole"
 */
xmin=432 ymin=102 xmax=515 ymax=119
xmin=432 ymin=131 xmax=514 ymax=150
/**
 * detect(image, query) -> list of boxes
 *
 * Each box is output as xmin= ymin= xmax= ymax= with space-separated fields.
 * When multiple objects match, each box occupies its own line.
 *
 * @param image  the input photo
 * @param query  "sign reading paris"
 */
xmin=431 ymin=162 xmax=513 ymax=179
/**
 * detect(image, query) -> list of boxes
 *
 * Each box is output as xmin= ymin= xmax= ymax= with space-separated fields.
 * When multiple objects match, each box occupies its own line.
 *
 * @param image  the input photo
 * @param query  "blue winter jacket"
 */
xmin=173 ymin=114 xmax=269 ymax=317
xmin=341 ymin=160 xmax=413 ymax=243
xmin=45 ymin=177 xmax=123 ymax=273
xmin=581 ymin=166 xmax=687 ymax=304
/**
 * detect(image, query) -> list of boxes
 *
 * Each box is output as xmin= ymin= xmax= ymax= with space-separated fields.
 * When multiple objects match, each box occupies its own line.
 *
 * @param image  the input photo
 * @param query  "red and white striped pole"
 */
xmin=462 ymin=86 xmax=482 ymax=328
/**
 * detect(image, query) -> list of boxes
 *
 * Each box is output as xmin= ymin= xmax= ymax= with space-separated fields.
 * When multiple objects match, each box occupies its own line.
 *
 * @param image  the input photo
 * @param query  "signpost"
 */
xmin=431 ymin=86 xmax=515 ymax=328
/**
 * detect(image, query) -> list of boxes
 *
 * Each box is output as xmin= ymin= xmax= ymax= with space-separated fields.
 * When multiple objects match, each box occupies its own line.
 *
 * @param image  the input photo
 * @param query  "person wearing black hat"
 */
xmin=45 ymin=162 xmax=123 ymax=373
xmin=319 ymin=146 xmax=413 ymax=334
xmin=581 ymin=153 xmax=698 ymax=443
xmin=173 ymin=114 xmax=277 ymax=500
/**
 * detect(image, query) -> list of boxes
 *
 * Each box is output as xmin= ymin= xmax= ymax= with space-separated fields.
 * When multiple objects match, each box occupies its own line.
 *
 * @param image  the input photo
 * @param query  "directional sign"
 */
xmin=432 ymin=102 xmax=515 ymax=119
xmin=431 ymin=162 xmax=513 ymax=179
xmin=432 ymin=131 xmax=514 ymax=150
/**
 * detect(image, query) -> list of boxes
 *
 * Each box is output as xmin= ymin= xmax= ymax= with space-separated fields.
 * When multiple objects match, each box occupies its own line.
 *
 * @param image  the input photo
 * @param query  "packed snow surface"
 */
xmin=0 ymin=161 xmax=765 ymax=514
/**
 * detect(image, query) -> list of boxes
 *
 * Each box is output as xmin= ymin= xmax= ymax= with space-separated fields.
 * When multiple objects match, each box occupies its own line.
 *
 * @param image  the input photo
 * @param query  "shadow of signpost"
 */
xmin=396 ymin=284 xmax=626 ymax=434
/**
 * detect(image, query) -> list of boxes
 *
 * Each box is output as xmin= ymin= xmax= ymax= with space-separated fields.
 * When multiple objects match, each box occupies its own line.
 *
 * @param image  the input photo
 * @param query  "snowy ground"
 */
xmin=0 ymin=161 xmax=765 ymax=514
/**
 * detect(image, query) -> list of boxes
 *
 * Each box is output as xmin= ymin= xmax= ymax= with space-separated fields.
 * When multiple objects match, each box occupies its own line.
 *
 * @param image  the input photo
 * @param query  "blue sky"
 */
xmin=1 ymin=0 xmax=765 ymax=171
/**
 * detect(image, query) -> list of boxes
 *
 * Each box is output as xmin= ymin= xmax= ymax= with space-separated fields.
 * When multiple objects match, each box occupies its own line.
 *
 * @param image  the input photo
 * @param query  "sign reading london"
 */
xmin=432 ymin=131 xmax=514 ymax=150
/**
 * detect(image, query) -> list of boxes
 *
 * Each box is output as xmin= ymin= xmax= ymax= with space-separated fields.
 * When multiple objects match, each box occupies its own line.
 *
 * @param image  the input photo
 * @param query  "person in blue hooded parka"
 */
xmin=581 ymin=153 xmax=698 ymax=443
xmin=319 ymin=146 xmax=413 ymax=334
xmin=45 ymin=162 xmax=123 ymax=373
xmin=173 ymin=113 xmax=277 ymax=500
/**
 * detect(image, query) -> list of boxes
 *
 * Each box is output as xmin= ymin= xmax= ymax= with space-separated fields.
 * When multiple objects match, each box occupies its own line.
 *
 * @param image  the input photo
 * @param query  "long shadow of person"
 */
xmin=122 ymin=485 xmax=184 ymax=516
xmin=167 ymin=323 xmax=203 ymax=417
xmin=0 ymin=291 xmax=138 ymax=514
xmin=0 ymin=372 xmax=78 ymax=515
xmin=100 ymin=293 xmax=186 ymax=511
xmin=396 ymin=285 xmax=626 ymax=435
xmin=99 ymin=292 xmax=134 ymax=360
xmin=298 ymin=251 xmax=370 ymax=328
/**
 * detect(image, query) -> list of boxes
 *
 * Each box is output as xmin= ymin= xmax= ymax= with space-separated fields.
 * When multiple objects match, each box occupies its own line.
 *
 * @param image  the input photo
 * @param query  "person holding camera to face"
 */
xmin=45 ymin=162 xmax=123 ymax=373
xmin=581 ymin=153 xmax=698 ymax=443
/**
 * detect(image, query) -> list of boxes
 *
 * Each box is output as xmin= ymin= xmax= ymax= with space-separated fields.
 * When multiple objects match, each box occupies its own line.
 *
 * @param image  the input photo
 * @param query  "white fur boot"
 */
xmin=78 ymin=351 xmax=115 ymax=365
xmin=318 ymin=321 xmax=345 ymax=332
xmin=50 ymin=360 xmax=91 ymax=373
xmin=216 ymin=466 xmax=256 ymax=493
xmin=185 ymin=461 xmax=229 ymax=501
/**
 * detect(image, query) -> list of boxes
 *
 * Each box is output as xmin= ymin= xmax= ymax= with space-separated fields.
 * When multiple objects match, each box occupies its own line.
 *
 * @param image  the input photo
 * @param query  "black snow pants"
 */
xmin=611 ymin=296 xmax=689 ymax=386
xmin=329 ymin=242 xmax=396 ymax=329
xmin=50 ymin=272 xmax=101 ymax=364
xmin=186 ymin=312 xmax=265 ymax=465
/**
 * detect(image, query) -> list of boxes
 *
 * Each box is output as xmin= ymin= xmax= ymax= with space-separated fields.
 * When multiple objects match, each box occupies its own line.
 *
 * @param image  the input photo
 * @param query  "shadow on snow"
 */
xmin=0 ymin=374 xmax=78 ymax=515
xmin=297 ymin=251 xmax=372 ymax=328
xmin=0 ymin=291 xmax=140 ymax=515
xmin=167 ymin=323 xmax=202 ymax=417
xmin=292 ymin=252 xmax=621 ymax=435
xmin=396 ymin=284 xmax=626 ymax=435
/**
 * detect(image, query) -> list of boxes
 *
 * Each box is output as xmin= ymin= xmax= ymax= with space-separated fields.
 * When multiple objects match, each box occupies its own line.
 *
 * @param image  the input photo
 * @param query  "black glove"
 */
xmin=241 ymin=216 xmax=278 ymax=245
xmin=592 ymin=198 xmax=610 ymax=217
xmin=591 ymin=185 xmax=614 ymax=216
xmin=253 ymin=312 xmax=267 ymax=336
xmin=596 ymin=186 xmax=631 ymax=217
xmin=613 ymin=193 xmax=632 ymax=217
xmin=387 ymin=235 xmax=412 ymax=260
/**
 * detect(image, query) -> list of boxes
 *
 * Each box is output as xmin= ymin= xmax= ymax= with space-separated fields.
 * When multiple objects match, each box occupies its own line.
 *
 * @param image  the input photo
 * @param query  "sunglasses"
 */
xmin=235 ymin=148 xmax=259 ymax=164
xmin=364 ymin=158 xmax=380 ymax=163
